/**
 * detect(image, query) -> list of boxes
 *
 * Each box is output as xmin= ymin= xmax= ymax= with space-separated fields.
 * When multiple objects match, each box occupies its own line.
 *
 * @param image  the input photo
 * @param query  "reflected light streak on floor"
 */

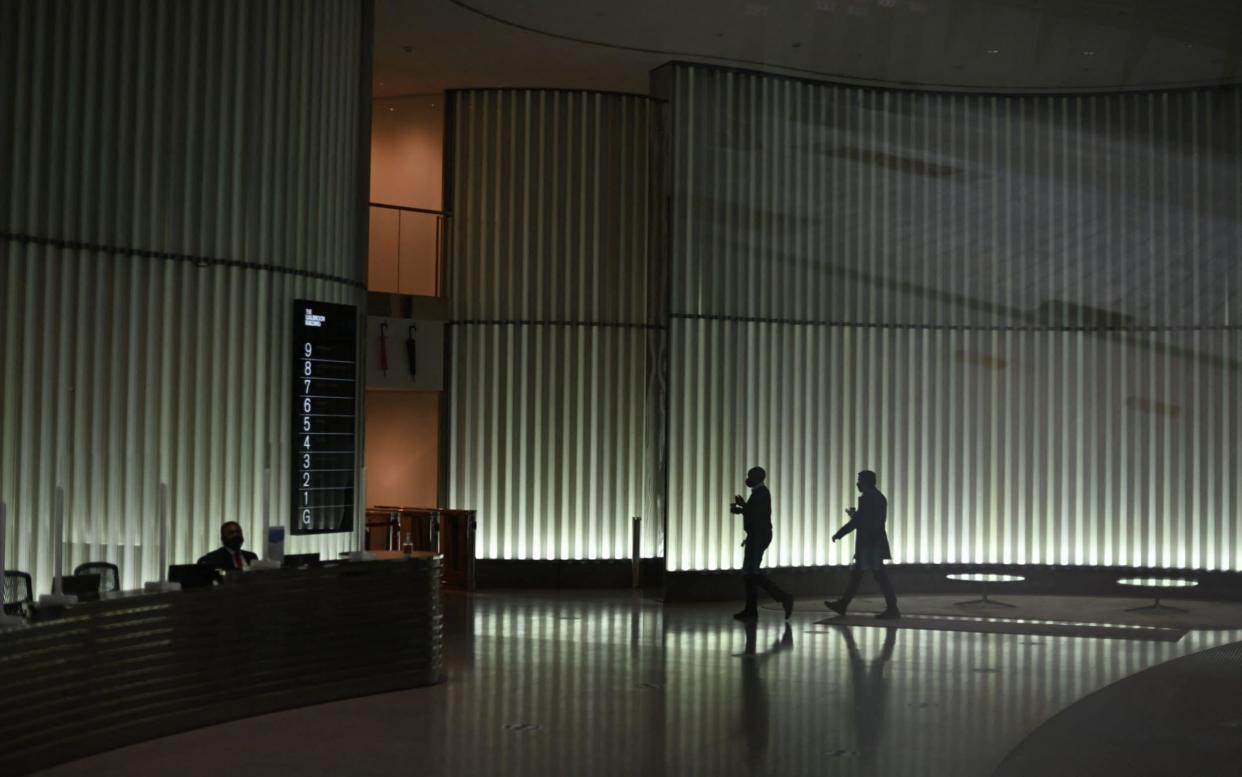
xmin=33 ymin=590 xmax=1242 ymax=777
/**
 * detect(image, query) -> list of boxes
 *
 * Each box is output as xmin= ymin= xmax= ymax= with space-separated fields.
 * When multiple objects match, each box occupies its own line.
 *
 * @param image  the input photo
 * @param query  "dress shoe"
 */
xmin=875 ymin=609 xmax=901 ymax=620
xmin=824 ymin=599 xmax=848 ymax=617
xmin=733 ymin=610 xmax=758 ymax=621
xmin=783 ymin=594 xmax=795 ymax=619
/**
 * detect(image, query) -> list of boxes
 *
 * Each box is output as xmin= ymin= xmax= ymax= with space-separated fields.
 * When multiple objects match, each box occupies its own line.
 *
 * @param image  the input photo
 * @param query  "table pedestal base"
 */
xmin=955 ymin=590 xmax=1017 ymax=608
xmin=1125 ymin=596 xmax=1187 ymax=614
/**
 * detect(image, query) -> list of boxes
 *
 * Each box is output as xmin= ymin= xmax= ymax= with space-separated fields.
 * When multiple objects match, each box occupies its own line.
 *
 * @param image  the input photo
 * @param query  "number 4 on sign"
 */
xmin=303 ymin=436 xmax=311 ymax=449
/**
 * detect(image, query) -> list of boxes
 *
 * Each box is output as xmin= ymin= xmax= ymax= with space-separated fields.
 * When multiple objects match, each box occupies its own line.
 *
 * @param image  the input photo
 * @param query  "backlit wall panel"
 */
xmin=451 ymin=325 xmax=656 ymax=560
xmin=0 ymin=0 xmax=364 ymax=279
xmin=660 ymin=64 xmax=1242 ymax=572
xmin=661 ymin=65 xmax=1242 ymax=327
xmin=447 ymin=90 xmax=661 ymax=559
xmin=668 ymin=321 xmax=1241 ymax=571
xmin=0 ymin=0 xmax=368 ymax=594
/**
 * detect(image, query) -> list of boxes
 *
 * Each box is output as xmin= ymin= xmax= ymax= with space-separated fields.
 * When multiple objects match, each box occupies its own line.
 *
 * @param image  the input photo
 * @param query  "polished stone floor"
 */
xmin=34 ymin=590 xmax=1242 ymax=777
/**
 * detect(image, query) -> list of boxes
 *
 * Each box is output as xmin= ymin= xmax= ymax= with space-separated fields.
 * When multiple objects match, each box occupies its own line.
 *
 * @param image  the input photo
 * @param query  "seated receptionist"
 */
xmin=197 ymin=521 xmax=258 ymax=571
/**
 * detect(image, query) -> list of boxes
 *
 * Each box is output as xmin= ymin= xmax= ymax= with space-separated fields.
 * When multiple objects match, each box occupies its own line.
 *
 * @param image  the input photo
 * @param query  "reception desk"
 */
xmin=0 ymin=556 xmax=442 ymax=775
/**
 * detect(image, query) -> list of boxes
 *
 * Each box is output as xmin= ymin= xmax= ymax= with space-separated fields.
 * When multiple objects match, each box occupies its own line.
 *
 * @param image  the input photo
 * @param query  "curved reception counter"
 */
xmin=0 ymin=556 xmax=442 ymax=775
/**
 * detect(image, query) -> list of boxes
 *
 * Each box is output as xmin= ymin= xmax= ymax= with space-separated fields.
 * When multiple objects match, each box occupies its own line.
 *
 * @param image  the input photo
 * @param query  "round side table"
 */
xmin=946 ymin=572 xmax=1026 ymax=608
xmin=1116 ymin=576 xmax=1198 ymax=614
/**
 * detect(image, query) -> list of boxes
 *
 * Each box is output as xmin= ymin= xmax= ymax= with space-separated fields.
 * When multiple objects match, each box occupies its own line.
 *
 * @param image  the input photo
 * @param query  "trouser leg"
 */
xmin=874 ymin=564 xmax=898 ymax=611
xmin=743 ymin=575 xmax=759 ymax=613
xmin=753 ymin=573 xmax=788 ymax=602
xmin=840 ymin=567 xmax=864 ymax=605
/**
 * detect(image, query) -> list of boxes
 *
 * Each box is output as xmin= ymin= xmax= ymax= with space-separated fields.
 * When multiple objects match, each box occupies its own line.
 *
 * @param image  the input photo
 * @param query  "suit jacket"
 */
xmin=732 ymin=485 xmax=773 ymax=538
xmin=197 ymin=546 xmax=258 ymax=571
xmin=833 ymin=489 xmax=892 ymax=560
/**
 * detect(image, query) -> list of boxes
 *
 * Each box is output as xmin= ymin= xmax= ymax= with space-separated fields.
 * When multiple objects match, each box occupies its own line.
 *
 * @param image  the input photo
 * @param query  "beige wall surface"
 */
xmin=371 ymin=95 xmax=444 ymax=210
xmin=365 ymin=390 xmax=440 ymax=509
xmin=369 ymin=95 xmax=444 ymax=295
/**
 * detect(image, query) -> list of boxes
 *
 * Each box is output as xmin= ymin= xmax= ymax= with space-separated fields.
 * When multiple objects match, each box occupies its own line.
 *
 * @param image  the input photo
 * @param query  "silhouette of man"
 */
xmin=825 ymin=470 xmax=900 ymax=619
xmin=732 ymin=466 xmax=794 ymax=621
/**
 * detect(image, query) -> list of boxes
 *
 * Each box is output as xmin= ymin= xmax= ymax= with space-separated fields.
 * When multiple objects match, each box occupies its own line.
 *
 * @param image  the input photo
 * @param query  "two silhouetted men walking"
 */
xmin=825 ymin=470 xmax=900 ymax=619
xmin=732 ymin=466 xmax=794 ymax=621
xmin=729 ymin=466 xmax=899 ymax=621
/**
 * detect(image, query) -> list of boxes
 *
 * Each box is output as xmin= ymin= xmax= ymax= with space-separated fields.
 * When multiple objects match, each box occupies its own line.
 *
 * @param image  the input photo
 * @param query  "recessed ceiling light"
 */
xmin=1082 ymin=50 xmax=1096 ymax=56
xmin=986 ymin=49 xmax=999 ymax=55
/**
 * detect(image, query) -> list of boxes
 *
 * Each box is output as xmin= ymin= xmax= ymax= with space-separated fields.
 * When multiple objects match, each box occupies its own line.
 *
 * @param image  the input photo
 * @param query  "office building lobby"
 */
xmin=2 ymin=1 xmax=1241 ymax=775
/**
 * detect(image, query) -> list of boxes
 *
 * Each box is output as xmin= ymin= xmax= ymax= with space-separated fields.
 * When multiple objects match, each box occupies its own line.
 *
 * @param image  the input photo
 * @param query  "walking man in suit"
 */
xmin=825 ymin=470 xmax=900 ymax=619
xmin=732 ymin=466 xmax=795 ymax=621
xmin=197 ymin=521 xmax=258 ymax=571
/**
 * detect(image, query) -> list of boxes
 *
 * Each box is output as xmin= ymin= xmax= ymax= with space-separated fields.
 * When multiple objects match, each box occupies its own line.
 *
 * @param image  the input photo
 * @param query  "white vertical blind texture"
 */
xmin=663 ymin=64 xmax=1242 ymax=572
xmin=448 ymin=89 xmax=660 ymax=559
xmin=0 ymin=0 xmax=367 ymax=594
xmin=0 ymin=0 xmax=363 ymax=278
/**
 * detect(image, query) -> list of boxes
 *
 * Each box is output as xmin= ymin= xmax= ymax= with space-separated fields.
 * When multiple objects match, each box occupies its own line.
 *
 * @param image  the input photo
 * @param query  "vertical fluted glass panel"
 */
xmin=0 ymin=0 xmax=368 ymax=594
xmin=0 ymin=0 xmax=363 ymax=278
xmin=661 ymin=64 xmax=1242 ymax=572
xmin=447 ymin=89 xmax=661 ymax=559
xmin=665 ymin=66 xmax=1242 ymax=328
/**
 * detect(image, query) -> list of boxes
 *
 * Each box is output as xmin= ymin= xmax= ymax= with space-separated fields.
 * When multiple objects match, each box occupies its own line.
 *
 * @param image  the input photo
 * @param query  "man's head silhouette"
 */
xmin=856 ymin=470 xmax=877 ymax=493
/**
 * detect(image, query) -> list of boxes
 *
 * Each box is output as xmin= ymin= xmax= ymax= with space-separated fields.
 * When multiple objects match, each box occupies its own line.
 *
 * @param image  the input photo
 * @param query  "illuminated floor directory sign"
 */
xmin=291 ymin=299 xmax=357 ymax=534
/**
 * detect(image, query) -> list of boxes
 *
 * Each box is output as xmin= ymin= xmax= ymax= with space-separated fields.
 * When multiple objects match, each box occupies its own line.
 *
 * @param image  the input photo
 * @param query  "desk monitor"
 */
xmin=282 ymin=553 xmax=321 ymax=568
xmin=168 ymin=564 xmax=216 ymax=589
xmin=60 ymin=574 xmax=101 ymax=600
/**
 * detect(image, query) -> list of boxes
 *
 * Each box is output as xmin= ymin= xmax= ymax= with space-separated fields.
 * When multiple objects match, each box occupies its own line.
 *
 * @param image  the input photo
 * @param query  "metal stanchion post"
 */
xmin=631 ymin=516 xmax=642 ymax=588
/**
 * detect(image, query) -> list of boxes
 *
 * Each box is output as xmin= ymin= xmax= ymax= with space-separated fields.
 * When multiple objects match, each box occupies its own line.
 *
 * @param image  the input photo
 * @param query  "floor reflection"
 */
xmin=737 ymin=621 xmax=793 ymax=768
xmin=31 ymin=591 xmax=1242 ymax=777
xmin=449 ymin=592 xmax=1242 ymax=777
xmin=838 ymin=625 xmax=896 ymax=776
